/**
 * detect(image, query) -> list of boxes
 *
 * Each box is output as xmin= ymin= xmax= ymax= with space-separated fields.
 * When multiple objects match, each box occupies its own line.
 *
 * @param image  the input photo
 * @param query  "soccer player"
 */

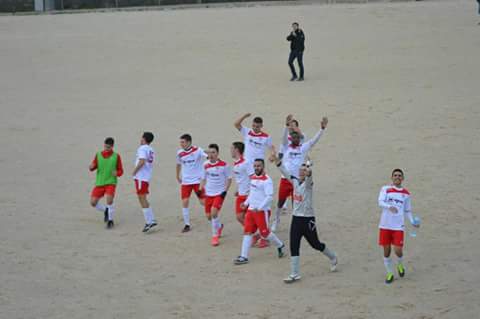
xmin=200 ymin=144 xmax=232 ymax=246
xmin=89 ymin=137 xmax=124 ymax=229
xmin=132 ymin=132 xmax=157 ymax=233
xmin=271 ymin=149 xmax=337 ymax=283
xmin=176 ymin=134 xmax=208 ymax=233
xmin=378 ymin=169 xmax=419 ymax=284
xmin=234 ymin=113 xmax=273 ymax=163
xmin=278 ymin=115 xmax=305 ymax=213
xmin=233 ymin=159 xmax=285 ymax=265
xmin=231 ymin=142 xmax=254 ymax=226
xmin=286 ymin=22 xmax=306 ymax=81
xmin=271 ymin=116 xmax=328 ymax=232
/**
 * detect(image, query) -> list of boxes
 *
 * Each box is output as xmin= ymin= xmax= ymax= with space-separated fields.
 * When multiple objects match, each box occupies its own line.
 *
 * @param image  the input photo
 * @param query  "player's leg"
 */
xmin=234 ymin=211 xmax=256 ymax=265
xmin=379 ymin=229 xmax=395 ymax=284
xmin=393 ymin=230 xmax=405 ymax=278
xmin=303 ymin=217 xmax=337 ymax=271
xmin=297 ymin=51 xmax=304 ymax=80
xmin=284 ymin=216 xmax=303 ymax=283
xmin=235 ymin=195 xmax=246 ymax=226
xmin=288 ymin=51 xmax=297 ymax=81
xmin=194 ymin=184 xmax=205 ymax=206
xmin=104 ymin=186 xmax=116 ymax=229
xmin=257 ymin=211 xmax=284 ymax=258
xmin=210 ymin=196 xmax=224 ymax=246
xmin=90 ymin=186 xmax=108 ymax=223
xmin=272 ymin=178 xmax=292 ymax=232
xmin=181 ymin=185 xmax=192 ymax=232
xmin=136 ymin=180 xmax=156 ymax=232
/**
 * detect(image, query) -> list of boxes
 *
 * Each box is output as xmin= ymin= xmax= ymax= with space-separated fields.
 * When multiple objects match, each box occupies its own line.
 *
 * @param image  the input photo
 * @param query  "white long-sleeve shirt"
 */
xmin=244 ymin=174 xmax=273 ymax=212
xmin=378 ymin=185 xmax=414 ymax=231
xmin=279 ymin=163 xmax=315 ymax=217
xmin=281 ymin=128 xmax=324 ymax=178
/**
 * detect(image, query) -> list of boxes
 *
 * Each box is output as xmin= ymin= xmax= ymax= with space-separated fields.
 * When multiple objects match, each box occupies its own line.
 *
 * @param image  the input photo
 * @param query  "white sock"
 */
xmin=266 ymin=232 xmax=283 ymax=248
xmin=182 ymin=208 xmax=190 ymax=226
xmin=396 ymin=256 xmax=403 ymax=265
xmin=274 ymin=207 xmax=281 ymax=222
xmin=95 ymin=203 xmax=106 ymax=212
xmin=106 ymin=204 xmax=114 ymax=221
xmin=384 ymin=257 xmax=394 ymax=274
xmin=214 ymin=217 xmax=221 ymax=229
xmin=142 ymin=208 xmax=151 ymax=224
xmin=290 ymin=256 xmax=300 ymax=276
xmin=148 ymin=207 xmax=156 ymax=223
xmin=322 ymin=246 xmax=336 ymax=261
xmin=241 ymin=235 xmax=253 ymax=258
xmin=211 ymin=217 xmax=220 ymax=236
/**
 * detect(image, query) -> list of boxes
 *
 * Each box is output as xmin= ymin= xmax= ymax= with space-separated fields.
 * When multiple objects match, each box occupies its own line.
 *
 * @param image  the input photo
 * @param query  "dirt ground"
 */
xmin=1 ymin=0 xmax=479 ymax=318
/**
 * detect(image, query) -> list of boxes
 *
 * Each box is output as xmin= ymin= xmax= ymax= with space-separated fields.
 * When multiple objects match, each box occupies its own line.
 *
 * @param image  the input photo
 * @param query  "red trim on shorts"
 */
xmin=278 ymin=178 xmax=294 ymax=201
xmin=134 ymin=179 xmax=149 ymax=195
xmin=235 ymin=195 xmax=248 ymax=214
xmin=205 ymin=195 xmax=224 ymax=215
xmin=181 ymin=184 xmax=203 ymax=200
xmin=91 ymin=185 xmax=116 ymax=198
xmin=378 ymin=228 xmax=404 ymax=247
xmin=244 ymin=210 xmax=270 ymax=237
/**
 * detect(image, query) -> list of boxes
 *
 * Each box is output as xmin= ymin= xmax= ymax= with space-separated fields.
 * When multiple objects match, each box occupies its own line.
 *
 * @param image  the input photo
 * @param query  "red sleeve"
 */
xmin=90 ymin=154 xmax=98 ymax=171
xmin=116 ymin=154 xmax=124 ymax=177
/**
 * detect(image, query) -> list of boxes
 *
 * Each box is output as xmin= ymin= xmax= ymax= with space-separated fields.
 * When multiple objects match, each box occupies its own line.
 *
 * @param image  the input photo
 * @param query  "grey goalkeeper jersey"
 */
xmin=279 ymin=164 xmax=315 ymax=218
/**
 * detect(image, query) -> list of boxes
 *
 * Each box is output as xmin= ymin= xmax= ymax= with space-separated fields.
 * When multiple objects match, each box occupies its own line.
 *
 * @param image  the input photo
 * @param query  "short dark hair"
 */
xmin=143 ymin=132 xmax=154 ymax=144
xmin=292 ymin=22 xmax=299 ymax=27
xmin=253 ymin=117 xmax=263 ymax=124
xmin=254 ymin=158 xmax=265 ymax=165
xmin=104 ymin=137 xmax=114 ymax=146
xmin=291 ymin=119 xmax=299 ymax=127
xmin=392 ymin=168 xmax=404 ymax=177
xmin=209 ymin=143 xmax=219 ymax=152
xmin=180 ymin=134 xmax=192 ymax=142
xmin=232 ymin=142 xmax=245 ymax=155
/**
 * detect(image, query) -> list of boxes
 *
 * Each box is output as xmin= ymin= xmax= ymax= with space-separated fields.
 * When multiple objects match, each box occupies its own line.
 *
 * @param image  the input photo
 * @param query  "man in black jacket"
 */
xmin=287 ymin=22 xmax=305 ymax=81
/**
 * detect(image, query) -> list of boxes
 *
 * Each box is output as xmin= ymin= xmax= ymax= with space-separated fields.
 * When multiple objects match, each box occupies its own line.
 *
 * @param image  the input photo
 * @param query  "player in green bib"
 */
xmin=89 ymin=137 xmax=124 ymax=229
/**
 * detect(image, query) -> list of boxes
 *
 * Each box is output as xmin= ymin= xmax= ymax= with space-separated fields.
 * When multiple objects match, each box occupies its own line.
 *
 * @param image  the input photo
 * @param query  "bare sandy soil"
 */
xmin=1 ymin=0 xmax=479 ymax=318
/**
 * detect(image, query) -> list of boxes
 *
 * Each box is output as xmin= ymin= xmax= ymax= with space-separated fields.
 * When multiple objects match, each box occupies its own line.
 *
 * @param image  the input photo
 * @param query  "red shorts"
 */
xmin=134 ymin=179 xmax=149 ymax=195
xmin=181 ymin=184 xmax=204 ymax=200
xmin=278 ymin=178 xmax=294 ymax=202
xmin=378 ymin=228 xmax=404 ymax=247
xmin=244 ymin=210 xmax=270 ymax=237
xmin=235 ymin=195 xmax=248 ymax=214
xmin=205 ymin=195 xmax=224 ymax=215
xmin=91 ymin=185 xmax=116 ymax=198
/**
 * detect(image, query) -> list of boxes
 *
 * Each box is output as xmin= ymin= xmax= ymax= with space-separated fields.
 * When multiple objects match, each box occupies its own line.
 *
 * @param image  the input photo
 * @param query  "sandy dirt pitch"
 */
xmin=1 ymin=0 xmax=480 ymax=318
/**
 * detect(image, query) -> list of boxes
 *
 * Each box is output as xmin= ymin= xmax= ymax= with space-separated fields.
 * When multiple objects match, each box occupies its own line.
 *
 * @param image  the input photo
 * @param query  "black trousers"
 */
xmin=290 ymin=216 xmax=325 ymax=257
xmin=288 ymin=50 xmax=304 ymax=78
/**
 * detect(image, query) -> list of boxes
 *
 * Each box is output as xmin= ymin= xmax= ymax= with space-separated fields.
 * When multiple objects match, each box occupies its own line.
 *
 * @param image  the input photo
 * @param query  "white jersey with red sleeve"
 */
xmin=203 ymin=160 xmax=232 ymax=196
xmin=282 ymin=129 xmax=324 ymax=178
xmin=240 ymin=126 xmax=272 ymax=162
xmin=134 ymin=144 xmax=155 ymax=182
xmin=176 ymin=146 xmax=207 ymax=185
xmin=244 ymin=174 xmax=273 ymax=211
xmin=378 ymin=185 xmax=414 ymax=231
xmin=233 ymin=157 xmax=254 ymax=196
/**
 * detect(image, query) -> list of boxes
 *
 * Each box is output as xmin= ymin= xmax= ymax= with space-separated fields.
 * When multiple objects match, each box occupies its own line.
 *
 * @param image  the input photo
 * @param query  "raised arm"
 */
xmin=302 ymin=117 xmax=328 ymax=152
xmin=234 ymin=113 xmax=251 ymax=131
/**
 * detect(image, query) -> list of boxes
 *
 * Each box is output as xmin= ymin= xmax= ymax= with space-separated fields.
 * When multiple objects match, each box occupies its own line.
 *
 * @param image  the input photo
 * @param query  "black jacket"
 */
xmin=287 ymin=29 xmax=305 ymax=52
